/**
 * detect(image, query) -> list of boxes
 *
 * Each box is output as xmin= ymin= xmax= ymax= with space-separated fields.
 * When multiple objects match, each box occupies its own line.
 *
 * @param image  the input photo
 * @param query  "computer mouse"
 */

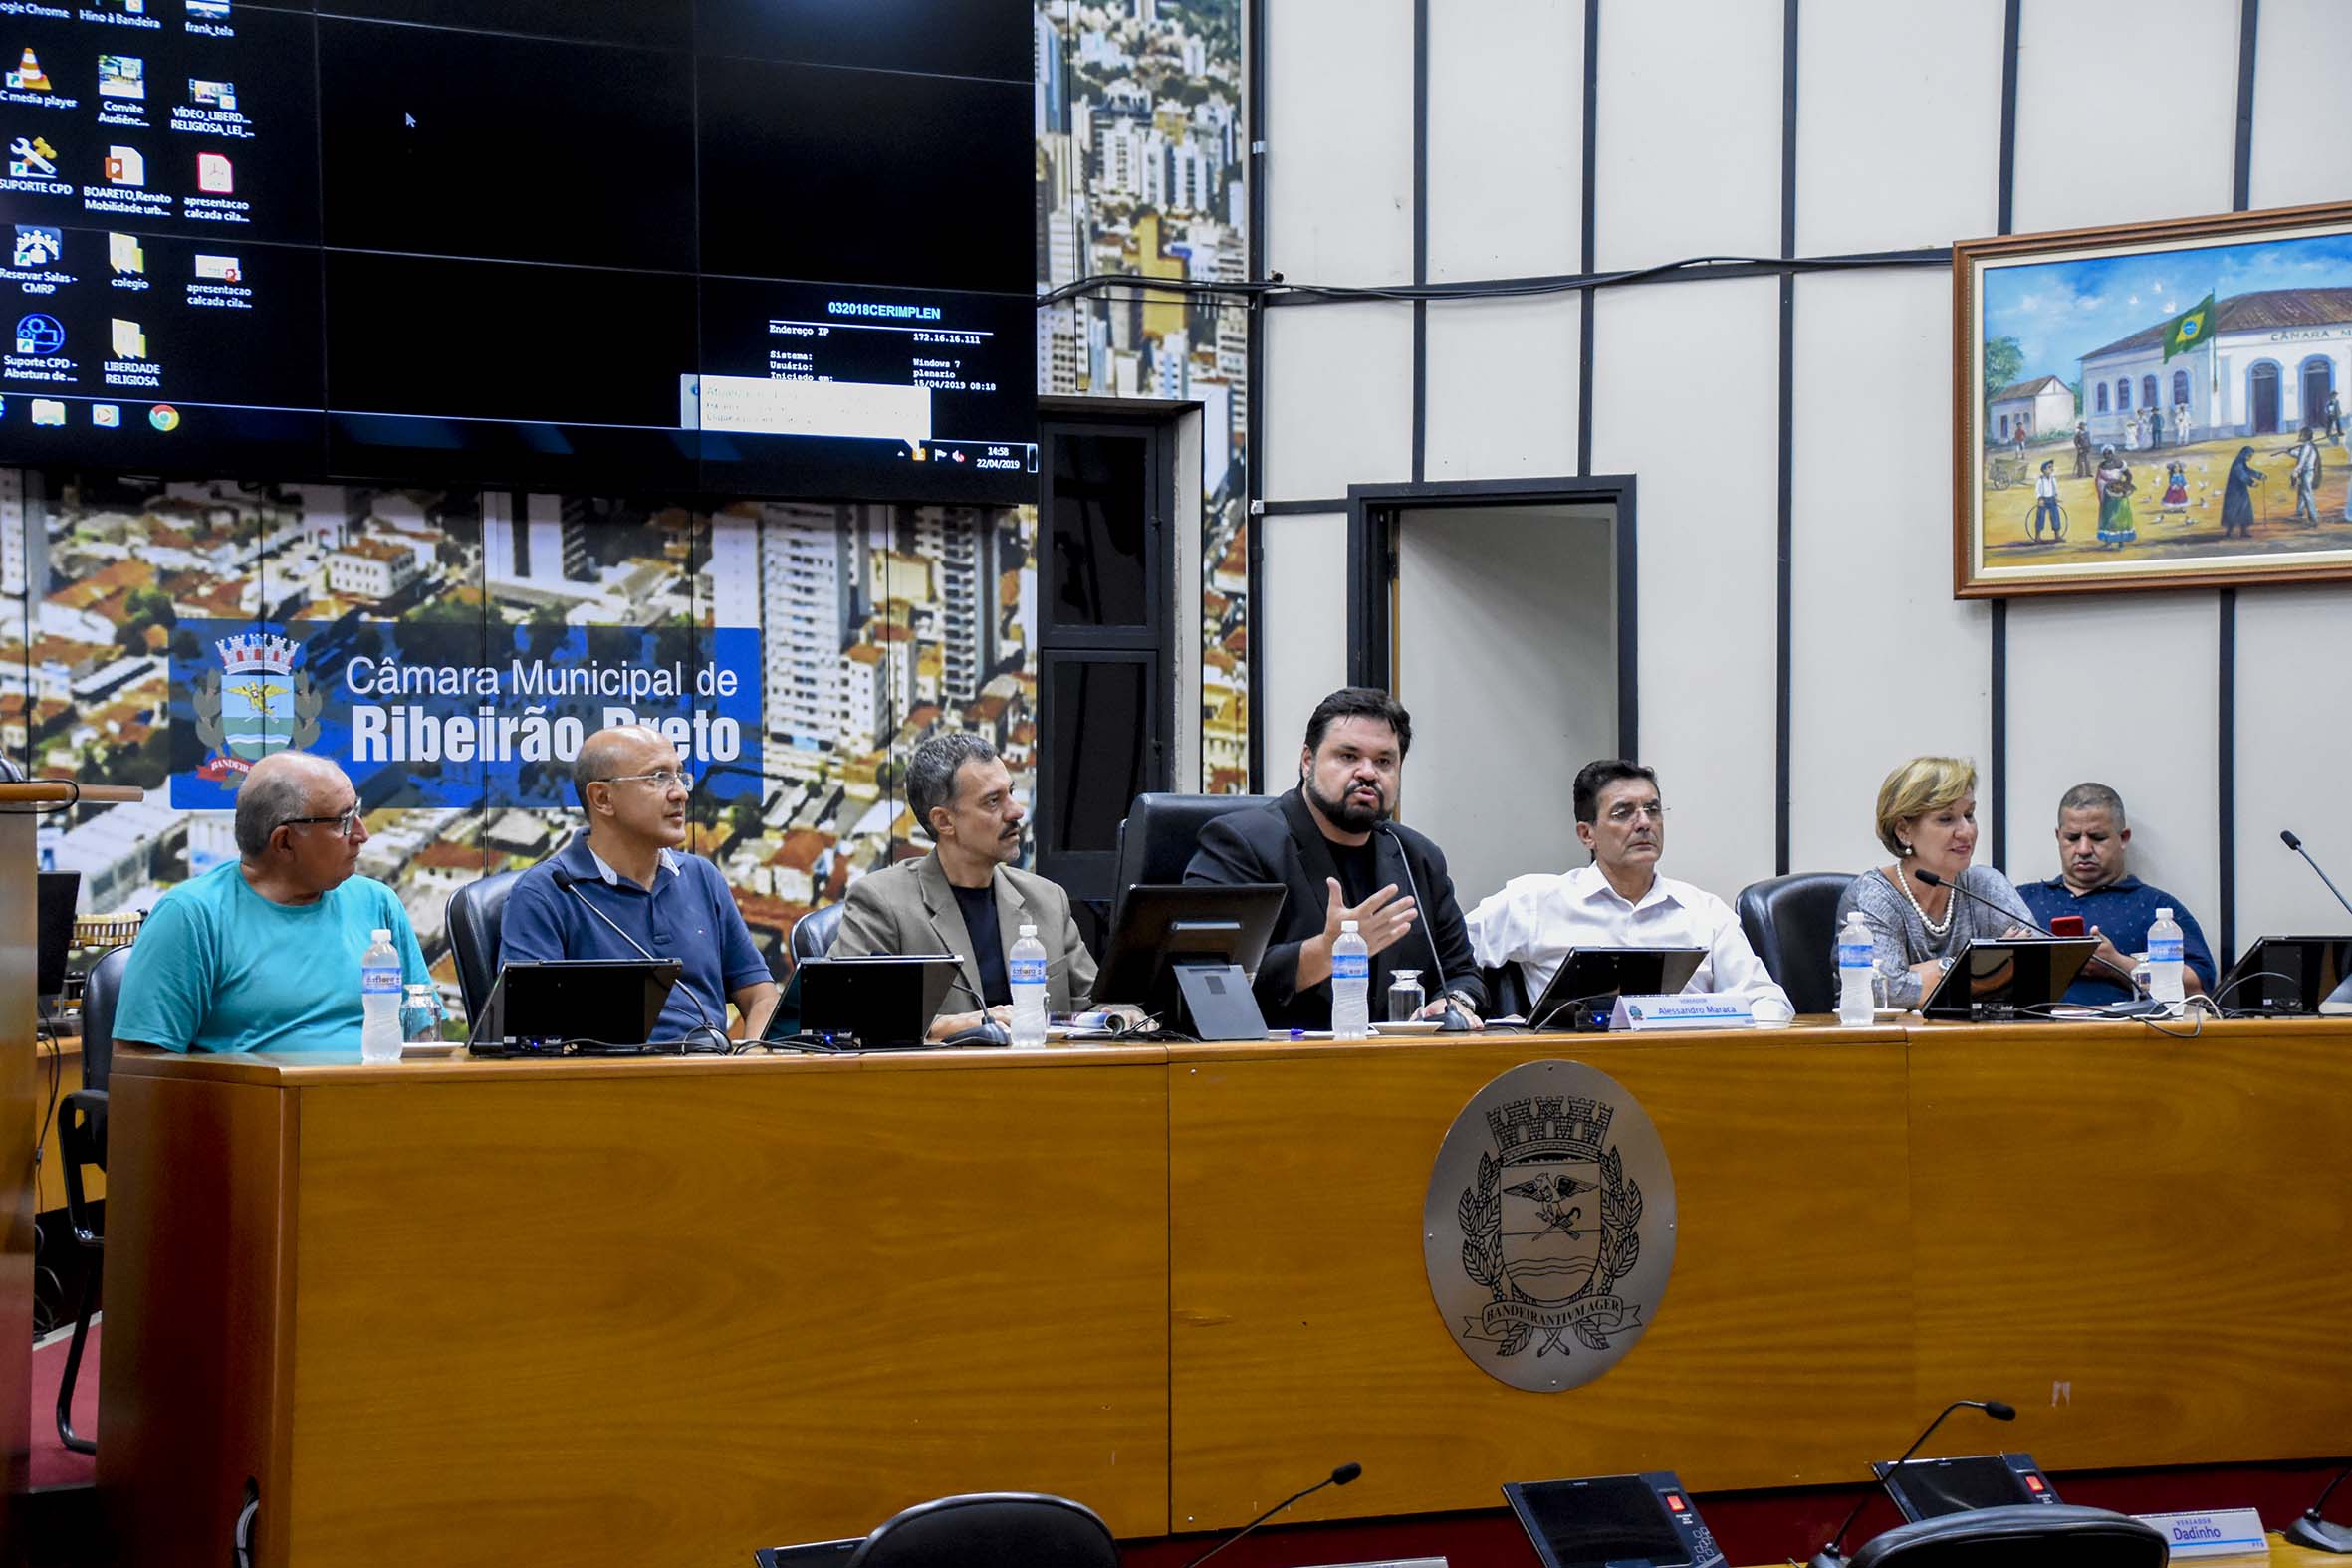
xmin=1439 ymin=999 xmax=1476 ymax=1033
xmin=942 ymin=1015 xmax=1012 ymax=1047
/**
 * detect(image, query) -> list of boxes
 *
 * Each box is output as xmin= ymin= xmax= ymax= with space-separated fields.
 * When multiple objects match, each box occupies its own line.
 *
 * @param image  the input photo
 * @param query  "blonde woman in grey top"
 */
xmin=1832 ymin=755 xmax=2033 ymax=1008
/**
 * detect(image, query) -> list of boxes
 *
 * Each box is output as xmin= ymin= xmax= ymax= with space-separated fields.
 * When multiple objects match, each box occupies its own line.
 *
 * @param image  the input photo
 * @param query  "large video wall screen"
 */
xmin=0 ymin=0 xmax=1036 ymax=500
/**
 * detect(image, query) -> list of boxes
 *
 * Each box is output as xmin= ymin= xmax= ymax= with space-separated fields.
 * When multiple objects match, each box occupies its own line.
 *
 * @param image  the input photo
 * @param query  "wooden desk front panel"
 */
xmin=1909 ymin=1021 xmax=2352 ymax=1467
xmin=278 ymin=1055 xmax=1170 ymax=1567
xmin=1168 ymin=1031 xmax=1917 ymax=1529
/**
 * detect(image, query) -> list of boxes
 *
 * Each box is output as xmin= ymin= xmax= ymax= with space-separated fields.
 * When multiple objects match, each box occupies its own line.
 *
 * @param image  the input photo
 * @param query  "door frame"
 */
xmin=1344 ymin=475 xmax=1640 ymax=760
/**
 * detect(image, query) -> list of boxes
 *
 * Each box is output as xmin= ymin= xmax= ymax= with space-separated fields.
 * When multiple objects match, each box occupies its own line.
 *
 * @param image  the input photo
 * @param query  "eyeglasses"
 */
xmin=600 ymin=770 xmax=694 ymax=791
xmin=281 ymin=804 xmax=363 ymax=837
xmin=1604 ymin=802 xmax=1669 ymax=824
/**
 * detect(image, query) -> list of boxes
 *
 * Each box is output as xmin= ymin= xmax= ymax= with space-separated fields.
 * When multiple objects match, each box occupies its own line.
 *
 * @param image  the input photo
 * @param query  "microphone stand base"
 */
xmin=2287 ymin=1516 xmax=2352 ymax=1554
xmin=1806 ymin=1552 xmax=1848 ymax=1568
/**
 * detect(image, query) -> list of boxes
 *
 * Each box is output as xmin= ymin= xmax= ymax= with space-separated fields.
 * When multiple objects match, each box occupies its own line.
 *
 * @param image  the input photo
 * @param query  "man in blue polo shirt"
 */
xmin=2018 ymin=782 xmax=2215 ymax=1006
xmin=500 ymin=724 xmax=778 ymax=1045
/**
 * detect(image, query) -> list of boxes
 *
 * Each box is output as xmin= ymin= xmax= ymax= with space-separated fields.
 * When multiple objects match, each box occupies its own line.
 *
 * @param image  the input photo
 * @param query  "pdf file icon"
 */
xmin=196 ymin=152 xmax=232 ymax=193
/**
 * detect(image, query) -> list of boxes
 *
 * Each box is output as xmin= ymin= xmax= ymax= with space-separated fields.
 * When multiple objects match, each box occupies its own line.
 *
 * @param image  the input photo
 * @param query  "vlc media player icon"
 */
xmin=147 ymin=403 xmax=179 ymax=431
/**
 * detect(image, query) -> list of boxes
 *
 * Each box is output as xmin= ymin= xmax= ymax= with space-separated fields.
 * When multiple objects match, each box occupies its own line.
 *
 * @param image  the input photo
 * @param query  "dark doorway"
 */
xmin=2301 ymin=357 xmax=2334 ymax=432
xmin=2252 ymin=363 xmax=2280 ymax=434
xmin=1033 ymin=409 xmax=1179 ymax=954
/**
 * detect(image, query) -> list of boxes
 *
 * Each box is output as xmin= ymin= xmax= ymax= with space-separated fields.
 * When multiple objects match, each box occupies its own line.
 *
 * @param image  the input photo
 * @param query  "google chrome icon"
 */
xmin=148 ymin=404 xmax=179 ymax=431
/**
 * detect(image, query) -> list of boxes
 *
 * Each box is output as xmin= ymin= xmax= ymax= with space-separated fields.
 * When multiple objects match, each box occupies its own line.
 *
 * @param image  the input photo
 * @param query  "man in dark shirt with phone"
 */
xmin=2017 ymin=782 xmax=2214 ymax=1005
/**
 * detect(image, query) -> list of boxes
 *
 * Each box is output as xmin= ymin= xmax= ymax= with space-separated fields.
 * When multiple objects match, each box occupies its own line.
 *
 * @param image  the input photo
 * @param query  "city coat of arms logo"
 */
xmin=192 ymin=630 xmax=323 ymax=784
xmin=1423 ymin=1059 xmax=1676 ymax=1392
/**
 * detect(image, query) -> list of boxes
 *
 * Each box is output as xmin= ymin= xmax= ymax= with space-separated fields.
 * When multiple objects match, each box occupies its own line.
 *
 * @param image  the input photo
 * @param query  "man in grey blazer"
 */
xmin=832 ymin=730 xmax=1097 ymax=1038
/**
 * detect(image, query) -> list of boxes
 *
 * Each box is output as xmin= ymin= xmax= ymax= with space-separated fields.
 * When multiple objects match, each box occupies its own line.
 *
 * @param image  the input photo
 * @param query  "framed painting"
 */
xmin=1954 ymin=201 xmax=2352 ymax=598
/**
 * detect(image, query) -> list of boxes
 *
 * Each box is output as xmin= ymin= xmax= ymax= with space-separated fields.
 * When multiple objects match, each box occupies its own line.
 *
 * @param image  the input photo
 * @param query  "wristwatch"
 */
xmin=1937 ymin=955 xmax=1957 ymax=974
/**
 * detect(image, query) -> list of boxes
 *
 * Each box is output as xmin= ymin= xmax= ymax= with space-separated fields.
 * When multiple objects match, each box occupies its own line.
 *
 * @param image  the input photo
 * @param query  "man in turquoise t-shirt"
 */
xmin=116 ymin=751 xmax=429 ymax=1057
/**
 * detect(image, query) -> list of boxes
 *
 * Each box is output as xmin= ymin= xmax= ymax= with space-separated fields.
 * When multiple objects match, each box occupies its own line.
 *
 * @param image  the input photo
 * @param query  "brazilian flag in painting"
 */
xmin=2161 ymin=293 xmax=2217 ymax=360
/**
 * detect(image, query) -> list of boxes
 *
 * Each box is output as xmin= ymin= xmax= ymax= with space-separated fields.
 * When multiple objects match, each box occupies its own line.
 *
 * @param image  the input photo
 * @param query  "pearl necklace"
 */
xmin=1891 ymin=859 xmax=1954 ymax=937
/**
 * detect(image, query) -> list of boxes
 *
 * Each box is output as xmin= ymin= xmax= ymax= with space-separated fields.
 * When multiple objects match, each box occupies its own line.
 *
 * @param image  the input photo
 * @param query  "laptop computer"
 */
xmin=2217 ymin=935 xmax=2352 ymax=1015
xmin=786 ymin=955 xmax=963 ymax=1050
xmin=1525 ymin=947 xmax=1707 ymax=1031
xmin=1919 ymin=937 xmax=2095 ymax=1020
xmin=466 ymin=958 xmax=682 ymax=1055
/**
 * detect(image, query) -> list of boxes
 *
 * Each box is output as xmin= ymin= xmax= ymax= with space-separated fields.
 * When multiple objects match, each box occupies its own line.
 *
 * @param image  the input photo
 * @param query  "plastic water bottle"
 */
xmin=1836 ymin=912 xmax=1877 ymax=1027
xmin=1008 ymin=922 xmax=1050 ymax=1048
xmin=2146 ymin=907 xmax=2186 ymax=1006
xmin=1331 ymin=919 xmax=1371 ymax=1039
xmin=359 ymin=928 xmax=402 ymax=1062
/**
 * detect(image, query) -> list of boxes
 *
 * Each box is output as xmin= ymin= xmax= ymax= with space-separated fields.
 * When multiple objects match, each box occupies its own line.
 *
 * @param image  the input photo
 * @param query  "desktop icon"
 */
xmin=187 ymin=79 xmax=236 ymax=111
xmin=7 ymin=48 xmax=51 ymax=93
xmin=186 ymin=0 xmax=230 ymax=16
xmin=98 ymin=56 xmax=144 ymax=101
xmin=8 ymin=134 xmax=57 ymax=178
xmin=13 ymin=312 xmax=63 ymax=353
xmin=104 ymin=145 xmax=143 ymax=185
xmin=31 ymin=399 xmax=65 ymax=426
xmin=12 ymin=225 xmax=61 ymax=268
xmin=110 ymin=318 xmax=145 ymax=358
xmin=147 ymin=402 xmax=178 ymax=431
xmin=193 ymin=252 xmax=239 ymax=283
xmin=92 ymin=403 xmax=119 ymax=427
xmin=195 ymin=151 xmax=231 ymax=193
xmin=109 ymin=232 xmax=142 ymax=274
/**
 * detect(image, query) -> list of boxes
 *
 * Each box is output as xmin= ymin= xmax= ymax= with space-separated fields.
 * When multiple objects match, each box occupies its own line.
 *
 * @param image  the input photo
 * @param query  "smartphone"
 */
xmin=2048 ymin=914 xmax=2086 ymax=937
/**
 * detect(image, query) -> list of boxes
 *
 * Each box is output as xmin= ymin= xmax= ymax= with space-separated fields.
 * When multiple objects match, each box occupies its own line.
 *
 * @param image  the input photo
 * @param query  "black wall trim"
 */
xmin=1410 ymin=0 xmax=1429 ymax=484
xmin=1576 ymin=0 xmax=1599 ymax=478
xmin=1343 ymin=476 xmax=1639 ymax=760
xmin=1258 ymin=497 xmax=1350 ymax=515
xmin=1244 ymin=0 xmax=1268 ymax=791
xmin=1989 ymin=596 xmax=2007 ymax=871
xmin=1996 ymin=0 xmax=2020 ymax=237
xmin=2219 ymin=588 xmax=2237 ymax=967
xmin=2233 ymin=0 xmax=2259 ymax=213
xmin=1773 ymin=0 xmax=1797 ymax=875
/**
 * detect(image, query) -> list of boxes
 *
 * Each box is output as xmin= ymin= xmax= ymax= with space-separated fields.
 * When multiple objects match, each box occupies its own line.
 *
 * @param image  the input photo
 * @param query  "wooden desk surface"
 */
xmin=1737 ymin=1537 xmax=2340 ymax=1567
xmin=97 ymin=1020 xmax=2352 ymax=1566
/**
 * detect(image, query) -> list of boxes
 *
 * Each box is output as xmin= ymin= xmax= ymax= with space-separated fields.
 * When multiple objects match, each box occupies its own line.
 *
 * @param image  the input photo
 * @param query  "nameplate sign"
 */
xmin=2131 ymin=1509 xmax=2267 ymax=1558
xmin=1609 ymin=993 xmax=1755 ymax=1031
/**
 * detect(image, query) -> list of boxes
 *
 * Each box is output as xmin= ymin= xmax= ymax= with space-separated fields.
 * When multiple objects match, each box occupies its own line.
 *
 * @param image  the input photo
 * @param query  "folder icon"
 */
xmin=111 ymin=318 xmax=145 ymax=359
xmin=109 ymin=232 xmax=143 ymax=274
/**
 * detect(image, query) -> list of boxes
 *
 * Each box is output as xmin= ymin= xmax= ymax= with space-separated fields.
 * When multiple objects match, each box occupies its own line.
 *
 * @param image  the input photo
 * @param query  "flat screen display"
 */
xmin=0 ymin=0 xmax=1034 ymax=499
xmin=1506 ymin=1477 xmax=1692 ymax=1568
xmin=1878 ymin=1456 xmax=2045 ymax=1521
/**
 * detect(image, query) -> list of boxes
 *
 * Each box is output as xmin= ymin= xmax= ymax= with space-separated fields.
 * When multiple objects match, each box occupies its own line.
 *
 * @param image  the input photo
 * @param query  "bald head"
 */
xmin=234 ymin=751 xmax=351 ymax=859
xmin=573 ymin=725 xmax=667 ymax=808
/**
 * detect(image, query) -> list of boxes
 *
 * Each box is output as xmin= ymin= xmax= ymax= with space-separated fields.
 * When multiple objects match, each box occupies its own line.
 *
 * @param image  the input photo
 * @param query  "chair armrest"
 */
xmin=58 ymin=1087 xmax=107 ymax=1240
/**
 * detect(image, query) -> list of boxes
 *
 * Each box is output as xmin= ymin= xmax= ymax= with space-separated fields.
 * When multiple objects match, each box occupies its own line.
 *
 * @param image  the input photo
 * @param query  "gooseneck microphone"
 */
xmin=2282 ymin=830 xmax=2352 ymax=920
xmin=1380 ymin=822 xmax=1466 ymax=1010
xmin=548 ymin=869 xmax=729 ymax=1051
xmin=1910 ymin=870 xmax=2139 ymax=992
xmin=1180 ymin=1461 xmax=1362 ymax=1568
xmin=1807 ymin=1400 xmax=2015 ymax=1568
xmin=2286 ymin=1463 xmax=2352 ymax=1553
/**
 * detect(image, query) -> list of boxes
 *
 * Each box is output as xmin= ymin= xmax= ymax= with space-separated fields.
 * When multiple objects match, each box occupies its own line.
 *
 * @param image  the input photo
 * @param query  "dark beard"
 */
xmin=1305 ymin=774 xmax=1386 ymax=834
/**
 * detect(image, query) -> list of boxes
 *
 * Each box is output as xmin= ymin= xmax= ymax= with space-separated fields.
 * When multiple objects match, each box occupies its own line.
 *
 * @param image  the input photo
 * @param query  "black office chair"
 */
xmin=446 ymin=869 xmax=524 ymax=1022
xmin=56 ymin=943 xmax=130 ymax=1455
xmin=790 ymin=902 xmax=846 ymax=968
xmin=1735 ymin=871 xmax=1855 ymax=1015
xmin=1848 ymin=1504 xmax=2167 ymax=1568
xmin=1110 ymin=792 xmax=1273 ymax=927
xmin=844 ymin=1492 xmax=1118 ymax=1568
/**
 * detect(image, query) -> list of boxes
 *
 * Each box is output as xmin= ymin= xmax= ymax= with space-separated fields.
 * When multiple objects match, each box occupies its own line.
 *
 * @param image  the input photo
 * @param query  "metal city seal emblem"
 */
xmin=1423 ymin=1059 xmax=1676 ymax=1391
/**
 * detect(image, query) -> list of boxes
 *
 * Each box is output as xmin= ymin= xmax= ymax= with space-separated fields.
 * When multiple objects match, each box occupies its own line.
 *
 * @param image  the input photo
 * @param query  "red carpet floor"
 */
xmin=28 ymin=1322 xmax=98 ymax=1490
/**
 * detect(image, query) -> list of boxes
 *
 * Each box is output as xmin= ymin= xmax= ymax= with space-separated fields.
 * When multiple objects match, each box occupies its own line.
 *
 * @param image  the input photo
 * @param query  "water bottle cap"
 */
xmin=2156 ymin=907 xmax=2172 ymax=919
xmin=1340 ymin=919 xmax=1359 ymax=933
xmin=1019 ymin=923 xmax=1037 ymax=936
xmin=370 ymin=928 xmax=390 ymax=942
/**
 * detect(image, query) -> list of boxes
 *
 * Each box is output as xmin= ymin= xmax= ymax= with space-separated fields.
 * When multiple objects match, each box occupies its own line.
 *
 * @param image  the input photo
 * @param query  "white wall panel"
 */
xmin=1259 ymin=510 xmax=1354 ymax=778
xmin=1592 ymin=0 xmax=1782 ymax=274
xmin=1264 ymin=303 xmax=1414 ymax=500
xmin=1794 ymin=0 xmax=2003 ymax=255
xmin=2234 ymin=586 xmax=2352 ymax=944
xmin=1427 ymin=0 xmax=1582 ymax=282
xmin=1267 ymin=0 xmax=1414 ymax=286
xmin=2248 ymin=0 xmax=2352 ymax=212
xmin=2011 ymin=0 xmax=2237 ymax=235
xmin=2001 ymin=596 xmax=2220 ymax=931
xmin=1590 ymin=276 xmax=1780 ymax=902
xmin=1424 ymin=295 xmax=1581 ymax=481
xmin=1789 ymin=270 xmax=1997 ymax=876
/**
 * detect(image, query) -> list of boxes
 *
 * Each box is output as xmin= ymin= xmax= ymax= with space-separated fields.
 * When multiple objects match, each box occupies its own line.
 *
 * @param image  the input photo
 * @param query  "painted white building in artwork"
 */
xmin=1987 ymin=375 xmax=2074 ymax=445
xmin=2079 ymin=287 xmax=2350 ymax=446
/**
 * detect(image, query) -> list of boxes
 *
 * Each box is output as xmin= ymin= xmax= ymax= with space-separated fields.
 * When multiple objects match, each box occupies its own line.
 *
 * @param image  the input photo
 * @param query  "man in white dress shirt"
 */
xmin=1465 ymin=759 xmax=1791 ymax=1014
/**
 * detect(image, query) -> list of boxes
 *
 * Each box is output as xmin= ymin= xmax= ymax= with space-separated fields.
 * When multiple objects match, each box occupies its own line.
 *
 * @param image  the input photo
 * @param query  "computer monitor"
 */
xmin=36 ymin=871 xmax=80 ymax=1000
xmin=1502 ymin=1471 xmax=1727 ymax=1568
xmin=1873 ymin=1453 xmax=2060 ymax=1522
xmin=788 ymin=956 xmax=963 ymax=1050
xmin=1095 ymin=883 xmax=1286 ymax=1041
xmin=467 ymin=958 xmax=681 ymax=1054
xmin=1919 ymin=938 xmax=2095 ymax=1020
xmin=2217 ymin=936 xmax=2352 ymax=1014
xmin=1525 ymin=947 xmax=1708 ymax=1031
